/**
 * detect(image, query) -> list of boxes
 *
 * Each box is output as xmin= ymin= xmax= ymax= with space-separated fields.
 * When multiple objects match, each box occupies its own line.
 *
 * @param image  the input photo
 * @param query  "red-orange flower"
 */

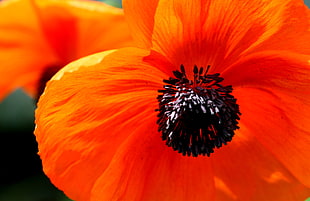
xmin=35 ymin=0 xmax=310 ymax=201
xmin=0 ymin=0 xmax=132 ymax=100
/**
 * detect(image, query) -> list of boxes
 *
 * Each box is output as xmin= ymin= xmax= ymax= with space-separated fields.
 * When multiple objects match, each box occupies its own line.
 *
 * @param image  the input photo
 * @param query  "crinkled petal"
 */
xmin=35 ymin=49 xmax=310 ymax=201
xmin=0 ymin=0 xmax=132 ymax=99
xmin=223 ymin=51 xmax=310 ymax=94
xmin=90 ymin=122 xmax=215 ymax=201
xmin=222 ymin=52 xmax=310 ymax=188
xmin=235 ymin=88 xmax=310 ymax=189
xmin=212 ymin=117 xmax=310 ymax=200
xmin=248 ymin=1 xmax=310 ymax=55
xmin=35 ymin=47 xmax=171 ymax=201
xmin=150 ymin=0 xmax=310 ymax=76
xmin=123 ymin=0 xmax=159 ymax=49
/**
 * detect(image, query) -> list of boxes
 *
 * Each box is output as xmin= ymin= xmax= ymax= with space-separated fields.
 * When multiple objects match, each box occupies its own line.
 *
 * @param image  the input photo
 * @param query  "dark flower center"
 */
xmin=156 ymin=65 xmax=241 ymax=157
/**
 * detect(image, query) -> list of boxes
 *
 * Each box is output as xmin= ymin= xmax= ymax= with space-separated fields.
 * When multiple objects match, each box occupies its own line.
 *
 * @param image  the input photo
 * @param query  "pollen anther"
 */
xmin=156 ymin=65 xmax=241 ymax=157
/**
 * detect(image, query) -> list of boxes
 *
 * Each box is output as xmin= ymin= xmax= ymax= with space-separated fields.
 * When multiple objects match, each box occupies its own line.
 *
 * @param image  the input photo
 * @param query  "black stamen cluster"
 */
xmin=156 ymin=65 xmax=241 ymax=157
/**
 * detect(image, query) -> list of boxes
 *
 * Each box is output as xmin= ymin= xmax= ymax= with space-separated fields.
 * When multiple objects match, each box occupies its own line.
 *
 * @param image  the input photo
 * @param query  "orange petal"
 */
xmin=212 ymin=117 xmax=310 ymax=201
xmin=35 ymin=0 xmax=133 ymax=61
xmin=223 ymin=51 xmax=310 ymax=95
xmin=0 ymin=0 xmax=56 ymax=100
xmin=91 ymin=121 xmax=215 ymax=201
xmin=235 ymin=87 xmax=310 ymax=188
xmin=0 ymin=0 xmax=132 ymax=100
xmin=35 ymin=50 xmax=310 ymax=200
xmin=123 ymin=0 xmax=159 ymax=49
xmin=35 ymin=47 xmax=171 ymax=201
xmin=222 ymin=52 xmax=310 ymax=187
xmin=248 ymin=1 xmax=310 ymax=55
xmin=151 ymin=0 xmax=310 ymax=76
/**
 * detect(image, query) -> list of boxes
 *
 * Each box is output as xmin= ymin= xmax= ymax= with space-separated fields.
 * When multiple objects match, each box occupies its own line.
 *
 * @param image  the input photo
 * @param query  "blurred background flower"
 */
xmin=0 ymin=0 xmax=126 ymax=201
xmin=0 ymin=0 xmax=131 ymax=100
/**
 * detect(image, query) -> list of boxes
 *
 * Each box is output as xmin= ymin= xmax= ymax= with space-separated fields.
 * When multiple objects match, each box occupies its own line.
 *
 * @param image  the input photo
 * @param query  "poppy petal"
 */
xmin=35 ymin=47 xmax=172 ymax=201
xmin=223 ymin=51 xmax=310 ymax=95
xmin=222 ymin=52 xmax=310 ymax=187
xmin=90 ymin=86 xmax=310 ymax=201
xmin=248 ymin=1 xmax=310 ymax=55
xmin=123 ymin=0 xmax=159 ymax=49
xmin=0 ymin=0 xmax=132 ymax=99
xmin=235 ymin=89 xmax=310 ymax=189
xmin=90 ymin=122 xmax=215 ymax=201
xmin=151 ymin=0 xmax=310 ymax=74
xmin=212 ymin=117 xmax=310 ymax=201
xmin=35 ymin=0 xmax=133 ymax=61
xmin=0 ymin=0 xmax=56 ymax=99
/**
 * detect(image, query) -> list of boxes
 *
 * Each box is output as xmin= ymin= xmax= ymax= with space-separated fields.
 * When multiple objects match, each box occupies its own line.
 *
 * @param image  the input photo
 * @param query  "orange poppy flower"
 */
xmin=0 ymin=0 xmax=132 ymax=100
xmin=35 ymin=0 xmax=310 ymax=201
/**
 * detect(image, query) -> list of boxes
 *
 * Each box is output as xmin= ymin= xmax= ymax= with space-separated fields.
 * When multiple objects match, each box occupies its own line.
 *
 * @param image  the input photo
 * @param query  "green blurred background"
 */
xmin=0 ymin=0 xmax=310 ymax=201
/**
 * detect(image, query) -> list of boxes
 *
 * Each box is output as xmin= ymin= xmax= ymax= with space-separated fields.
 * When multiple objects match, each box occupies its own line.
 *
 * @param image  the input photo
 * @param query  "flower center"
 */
xmin=156 ymin=65 xmax=241 ymax=157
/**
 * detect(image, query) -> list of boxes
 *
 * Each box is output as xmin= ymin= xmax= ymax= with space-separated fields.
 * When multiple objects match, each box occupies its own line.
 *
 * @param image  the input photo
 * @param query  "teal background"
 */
xmin=0 ymin=0 xmax=309 ymax=201
xmin=99 ymin=0 xmax=122 ymax=8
